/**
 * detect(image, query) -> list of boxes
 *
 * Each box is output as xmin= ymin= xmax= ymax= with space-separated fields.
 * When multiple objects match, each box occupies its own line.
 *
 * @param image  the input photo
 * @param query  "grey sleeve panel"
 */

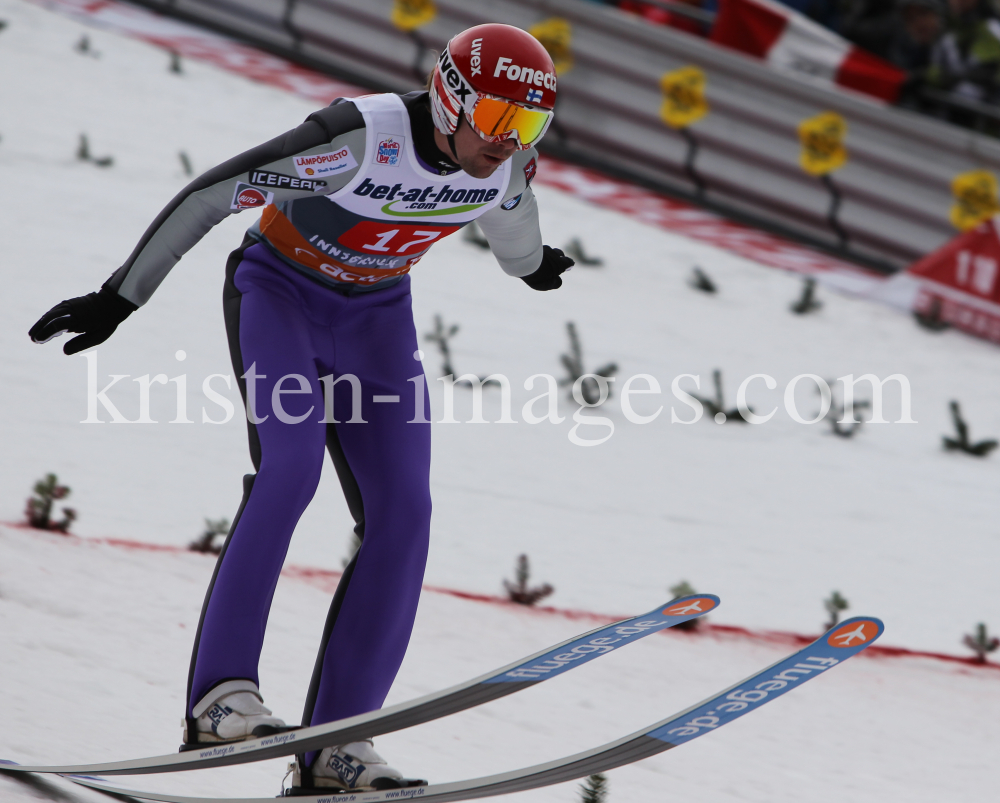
xmin=501 ymin=147 xmax=536 ymax=202
xmin=110 ymin=100 xmax=366 ymax=306
xmin=477 ymin=187 xmax=543 ymax=277
xmin=476 ymin=148 xmax=542 ymax=277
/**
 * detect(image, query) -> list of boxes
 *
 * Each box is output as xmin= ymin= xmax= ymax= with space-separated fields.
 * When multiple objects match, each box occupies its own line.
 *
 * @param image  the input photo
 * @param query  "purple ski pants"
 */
xmin=187 ymin=242 xmax=431 ymax=730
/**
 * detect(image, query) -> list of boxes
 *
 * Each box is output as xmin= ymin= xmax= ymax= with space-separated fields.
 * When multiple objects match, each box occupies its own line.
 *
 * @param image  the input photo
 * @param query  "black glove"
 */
xmin=520 ymin=245 xmax=575 ymax=291
xmin=29 ymin=284 xmax=138 ymax=355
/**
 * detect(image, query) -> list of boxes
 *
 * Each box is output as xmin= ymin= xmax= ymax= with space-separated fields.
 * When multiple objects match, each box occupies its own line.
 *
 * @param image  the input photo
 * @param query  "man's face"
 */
xmin=435 ymin=116 xmax=519 ymax=179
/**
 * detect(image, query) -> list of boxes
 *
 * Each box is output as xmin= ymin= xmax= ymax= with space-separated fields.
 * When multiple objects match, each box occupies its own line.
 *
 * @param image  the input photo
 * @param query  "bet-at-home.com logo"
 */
xmin=352 ymin=177 xmax=499 ymax=216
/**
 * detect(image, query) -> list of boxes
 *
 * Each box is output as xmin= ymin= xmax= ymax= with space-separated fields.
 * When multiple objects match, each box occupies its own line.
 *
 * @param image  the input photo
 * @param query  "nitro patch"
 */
xmin=293 ymin=147 xmax=357 ymax=179
xmin=230 ymin=183 xmax=273 ymax=211
xmin=374 ymin=134 xmax=404 ymax=166
xmin=249 ymin=170 xmax=326 ymax=192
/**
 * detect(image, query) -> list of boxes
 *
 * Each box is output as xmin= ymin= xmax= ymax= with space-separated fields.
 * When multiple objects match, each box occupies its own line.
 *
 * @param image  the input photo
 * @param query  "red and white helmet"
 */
xmin=429 ymin=23 xmax=557 ymax=151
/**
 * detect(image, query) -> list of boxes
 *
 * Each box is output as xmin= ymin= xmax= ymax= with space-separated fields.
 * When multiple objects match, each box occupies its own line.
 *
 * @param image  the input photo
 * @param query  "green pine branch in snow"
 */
xmin=25 ymin=473 xmax=76 ymax=534
xmin=558 ymin=322 xmax=617 ymax=404
xmin=963 ymin=623 xmax=999 ymax=663
xmin=504 ymin=554 xmax=554 ymax=606
xmin=189 ymin=517 xmax=231 ymax=554
xmin=943 ymin=401 xmax=998 ymax=457
xmin=579 ymin=773 xmax=608 ymax=803
xmin=824 ymin=590 xmax=849 ymax=630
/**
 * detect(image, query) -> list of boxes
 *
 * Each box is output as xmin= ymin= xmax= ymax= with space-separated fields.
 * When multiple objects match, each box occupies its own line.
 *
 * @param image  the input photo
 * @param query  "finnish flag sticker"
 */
xmin=527 ymin=88 xmax=543 ymax=104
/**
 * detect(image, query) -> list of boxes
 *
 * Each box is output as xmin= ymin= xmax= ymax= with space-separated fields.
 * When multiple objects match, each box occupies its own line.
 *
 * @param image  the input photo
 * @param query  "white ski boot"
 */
xmin=288 ymin=740 xmax=425 ymax=792
xmin=184 ymin=680 xmax=288 ymax=746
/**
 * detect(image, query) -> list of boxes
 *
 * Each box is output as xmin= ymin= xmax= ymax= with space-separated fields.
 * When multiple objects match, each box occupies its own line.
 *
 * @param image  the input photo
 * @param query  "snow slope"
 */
xmin=0 ymin=1 xmax=997 ymax=798
xmin=1 ymin=526 xmax=998 ymax=803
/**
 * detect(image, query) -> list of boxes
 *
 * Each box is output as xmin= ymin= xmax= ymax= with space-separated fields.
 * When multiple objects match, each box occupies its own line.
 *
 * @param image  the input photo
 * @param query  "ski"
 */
xmin=63 ymin=616 xmax=883 ymax=803
xmin=0 ymin=595 xmax=718 ymax=778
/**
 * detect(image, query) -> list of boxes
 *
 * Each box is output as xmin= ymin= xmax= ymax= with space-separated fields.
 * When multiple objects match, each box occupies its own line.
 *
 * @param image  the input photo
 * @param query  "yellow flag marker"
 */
xmin=950 ymin=170 xmax=1000 ymax=231
xmin=391 ymin=0 xmax=436 ymax=32
xmin=798 ymin=112 xmax=848 ymax=176
xmin=529 ymin=18 xmax=573 ymax=74
xmin=659 ymin=66 xmax=709 ymax=129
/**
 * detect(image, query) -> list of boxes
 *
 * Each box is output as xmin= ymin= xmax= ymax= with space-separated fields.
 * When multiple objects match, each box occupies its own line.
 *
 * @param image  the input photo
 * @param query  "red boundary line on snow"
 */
xmin=8 ymin=524 xmax=997 ymax=673
xmin=281 ymin=565 xmax=1000 ymax=671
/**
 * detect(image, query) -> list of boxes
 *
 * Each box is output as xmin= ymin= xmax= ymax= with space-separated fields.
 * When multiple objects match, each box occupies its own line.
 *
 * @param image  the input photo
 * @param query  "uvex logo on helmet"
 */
xmin=436 ymin=48 xmax=474 ymax=108
xmin=470 ymin=36 xmax=484 ymax=76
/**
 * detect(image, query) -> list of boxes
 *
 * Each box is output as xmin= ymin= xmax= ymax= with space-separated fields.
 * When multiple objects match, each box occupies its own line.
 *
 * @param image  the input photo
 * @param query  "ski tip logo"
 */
xmin=827 ymin=619 xmax=882 ymax=648
xmin=663 ymin=596 xmax=717 ymax=617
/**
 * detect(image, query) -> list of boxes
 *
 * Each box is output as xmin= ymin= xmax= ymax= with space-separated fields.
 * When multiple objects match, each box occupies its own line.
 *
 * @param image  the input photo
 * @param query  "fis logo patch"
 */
xmin=523 ymin=157 xmax=537 ymax=187
xmin=230 ymin=183 xmax=273 ymax=211
xmin=501 ymin=193 xmax=522 ymax=211
xmin=526 ymin=88 xmax=543 ymax=104
xmin=375 ymin=134 xmax=403 ymax=166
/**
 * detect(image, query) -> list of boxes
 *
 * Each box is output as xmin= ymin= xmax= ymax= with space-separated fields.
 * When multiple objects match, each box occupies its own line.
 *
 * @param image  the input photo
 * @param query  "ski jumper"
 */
xmin=103 ymin=92 xmax=543 ymax=736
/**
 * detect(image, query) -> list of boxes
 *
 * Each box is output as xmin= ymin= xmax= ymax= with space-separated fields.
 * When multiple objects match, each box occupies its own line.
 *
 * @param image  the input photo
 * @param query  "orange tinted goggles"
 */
xmin=470 ymin=96 xmax=553 ymax=147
